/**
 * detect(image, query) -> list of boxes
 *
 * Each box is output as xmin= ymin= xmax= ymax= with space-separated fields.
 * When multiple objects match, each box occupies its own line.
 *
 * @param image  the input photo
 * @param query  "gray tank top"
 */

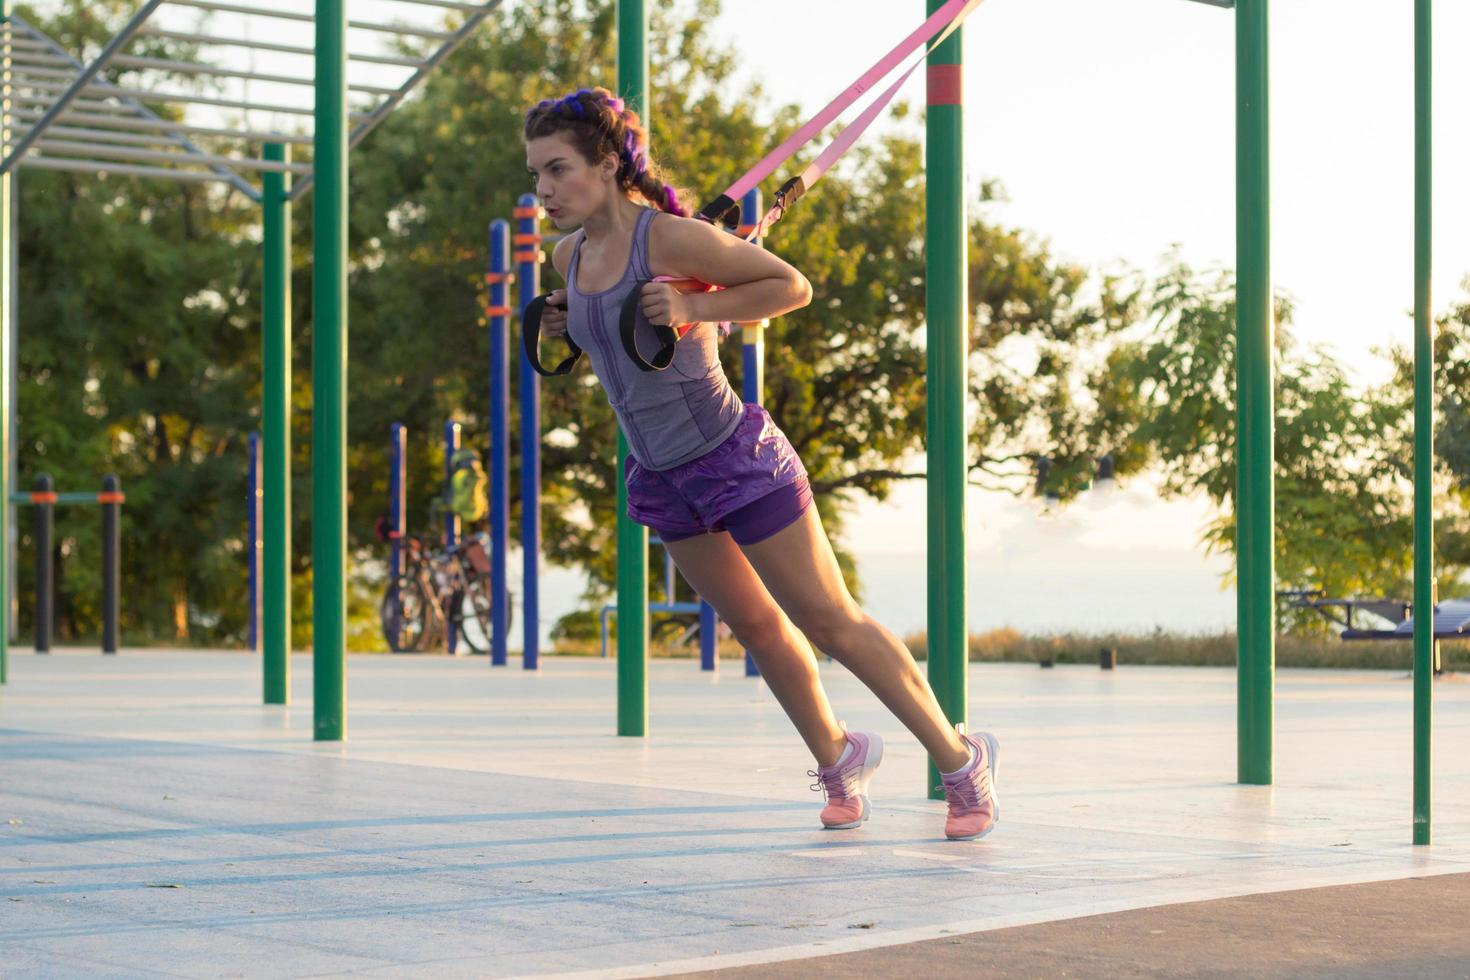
xmin=565 ymin=207 xmax=744 ymax=471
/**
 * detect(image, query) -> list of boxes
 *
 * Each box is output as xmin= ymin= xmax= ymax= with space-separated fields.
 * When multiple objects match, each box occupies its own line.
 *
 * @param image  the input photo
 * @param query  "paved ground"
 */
xmin=1 ymin=649 xmax=1467 ymax=977
xmin=671 ymin=873 xmax=1470 ymax=978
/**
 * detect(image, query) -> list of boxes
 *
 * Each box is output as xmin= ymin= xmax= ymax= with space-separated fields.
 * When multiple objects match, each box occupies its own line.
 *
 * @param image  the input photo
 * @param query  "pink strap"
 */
xmin=722 ymin=0 xmax=986 ymax=206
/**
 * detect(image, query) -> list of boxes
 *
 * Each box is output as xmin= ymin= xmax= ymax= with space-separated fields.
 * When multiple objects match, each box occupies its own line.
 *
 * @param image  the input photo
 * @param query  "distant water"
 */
xmin=529 ymin=475 xmax=1238 ymax=646
xmin=841 ymin=478 xmax=1238 ymax=637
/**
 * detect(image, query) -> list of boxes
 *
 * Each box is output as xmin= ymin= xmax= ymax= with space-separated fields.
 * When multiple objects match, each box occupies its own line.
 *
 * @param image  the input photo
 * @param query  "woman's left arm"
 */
xmin=643 ymin=214 xmax=812 ymax=326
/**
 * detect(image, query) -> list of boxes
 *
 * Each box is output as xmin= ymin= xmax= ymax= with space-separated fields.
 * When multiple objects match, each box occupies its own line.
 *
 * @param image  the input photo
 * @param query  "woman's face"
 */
xmin=526 ymin=133 xmax=615 ymax=228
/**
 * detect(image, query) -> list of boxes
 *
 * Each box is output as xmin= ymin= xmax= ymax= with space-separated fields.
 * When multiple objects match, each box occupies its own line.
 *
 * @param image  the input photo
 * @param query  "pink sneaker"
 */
xmin=809 ymin=730 xmax=884 ymax=829
xmin=940 ymin=731 xmax=999 ymax=841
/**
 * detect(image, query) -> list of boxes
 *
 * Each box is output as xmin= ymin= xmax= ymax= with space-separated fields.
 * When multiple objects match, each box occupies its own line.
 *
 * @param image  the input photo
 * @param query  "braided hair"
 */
xmin=524 ymin=87 xmax=687 ymax=216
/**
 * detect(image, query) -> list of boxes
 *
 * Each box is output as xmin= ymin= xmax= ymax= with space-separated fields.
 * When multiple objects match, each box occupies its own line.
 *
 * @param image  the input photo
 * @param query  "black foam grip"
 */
xmin=522 ymin=294 xmax=582 ymax=377
xmin=619 ymin=280 xmax=680 ymax=373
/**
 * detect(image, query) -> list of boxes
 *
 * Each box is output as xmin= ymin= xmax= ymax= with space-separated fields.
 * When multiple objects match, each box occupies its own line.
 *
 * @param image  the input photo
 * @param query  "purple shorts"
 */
xmin=624 ymin=404 xmax=813 ymax=546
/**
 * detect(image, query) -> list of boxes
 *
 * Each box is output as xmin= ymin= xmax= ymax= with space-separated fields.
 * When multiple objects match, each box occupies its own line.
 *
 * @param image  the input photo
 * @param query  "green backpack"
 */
xmin=447 ymin=448 xmax=489 ymax=524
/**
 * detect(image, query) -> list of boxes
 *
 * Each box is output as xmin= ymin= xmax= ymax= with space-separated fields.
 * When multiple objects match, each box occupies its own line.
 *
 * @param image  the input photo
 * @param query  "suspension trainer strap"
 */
xmin=619 ymin=280 xmax=685 ymax=373
xmin=696 ymin=0 xmax=985 ymax=233
xmin=521 ymin=295 xmax=583 ymax=377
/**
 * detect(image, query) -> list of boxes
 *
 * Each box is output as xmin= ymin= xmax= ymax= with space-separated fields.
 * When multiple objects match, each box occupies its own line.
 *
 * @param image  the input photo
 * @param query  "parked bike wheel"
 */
xmin=381 ymin=574 xmax=434 ymax=652
xmin=454 ymin=578 xmax=495 ymax=653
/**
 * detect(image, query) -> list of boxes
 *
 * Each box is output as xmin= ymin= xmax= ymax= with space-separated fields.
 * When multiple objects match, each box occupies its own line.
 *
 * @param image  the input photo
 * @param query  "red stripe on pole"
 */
xmin=29 ymin=492 xmax=57 ymax=504
xmin=486 ymin=305 xmax=513 ymax=317
xmin=515 ymin=251 xmax=543 ymax=263
xmin=513 ymin=207 xmax=542 ymax=219
xmin=513 ymin=233 xmax=541 ymax=245
xmin=927 ymin=64 xmax=962 ymax=105
xmin=96 ymin=492 xmax=125 ymax=504
xmin=484 ymin=272 xmax=513 ymax=284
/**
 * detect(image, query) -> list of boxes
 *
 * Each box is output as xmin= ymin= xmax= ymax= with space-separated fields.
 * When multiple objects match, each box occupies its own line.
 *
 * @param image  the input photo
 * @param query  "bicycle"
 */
xmin=380 ymin=532 xmax=506 ymax=654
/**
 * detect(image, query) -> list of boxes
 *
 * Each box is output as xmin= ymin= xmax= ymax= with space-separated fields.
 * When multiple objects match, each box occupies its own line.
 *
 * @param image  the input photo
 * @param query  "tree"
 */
xmin=1111 ymin=261 xmax=1469 ymax=631
xmin=16 ymin=1 xmax=266 ymax=644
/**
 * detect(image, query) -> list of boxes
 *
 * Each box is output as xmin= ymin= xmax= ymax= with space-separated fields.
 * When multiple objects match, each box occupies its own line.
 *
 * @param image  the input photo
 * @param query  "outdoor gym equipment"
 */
xmin=1282 ymin=589 xmax=1466 ymax=676
xmin=599 ymin=537 xmax=718 ymax=668
xmin=11 ymin=474 xmax=123 ymax=654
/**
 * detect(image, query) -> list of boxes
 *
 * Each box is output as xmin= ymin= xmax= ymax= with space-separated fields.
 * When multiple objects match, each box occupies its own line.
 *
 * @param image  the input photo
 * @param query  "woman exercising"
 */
xmin=524 ymin=87 xmax=998 ymax=840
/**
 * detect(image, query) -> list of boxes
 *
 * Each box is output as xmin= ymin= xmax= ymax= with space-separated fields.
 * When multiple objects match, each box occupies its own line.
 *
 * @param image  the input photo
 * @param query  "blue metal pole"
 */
xmin=487 ymin=219 xmax=511 ymax=667
xmin=389 ymin=422 xmax=406 ymax=619
xmin=739 ymin=187 xmax=765 ymax=679
xmin=516 ymin=194 xmax=543 ymax=670
xmin=444 ymin=420 xmax=461 ymax=654
xmin=699 ymin=600 xmax=717 ymax=671
xmin=248 ymin=432 xmax=261 ymax=652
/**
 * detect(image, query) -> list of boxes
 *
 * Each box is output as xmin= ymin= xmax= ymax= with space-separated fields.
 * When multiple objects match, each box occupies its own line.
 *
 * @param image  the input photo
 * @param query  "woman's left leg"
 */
xmin=739 ymin=506 xmax=971 ymax=774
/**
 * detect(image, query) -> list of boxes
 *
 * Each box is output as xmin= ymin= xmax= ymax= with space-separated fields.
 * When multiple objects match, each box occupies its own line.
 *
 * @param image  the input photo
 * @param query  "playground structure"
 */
xmin=0 ymin=0 xmax=1448 ymax=847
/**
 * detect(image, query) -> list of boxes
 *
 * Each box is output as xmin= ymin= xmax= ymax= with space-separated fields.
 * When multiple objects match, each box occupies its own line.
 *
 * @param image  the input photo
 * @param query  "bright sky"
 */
xmin=715 ymin=0 xmax=1470 ymax=385
xmin=709 ymin=0 xmax=1468 ymax=636
xmin=42 ymin=1 xmax=1468 ymax=638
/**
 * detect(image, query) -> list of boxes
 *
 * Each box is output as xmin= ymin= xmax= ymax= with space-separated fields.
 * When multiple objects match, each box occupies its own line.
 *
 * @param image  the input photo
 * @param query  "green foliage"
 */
xmin=1111 ymin=261 xmax=1469 ymax=632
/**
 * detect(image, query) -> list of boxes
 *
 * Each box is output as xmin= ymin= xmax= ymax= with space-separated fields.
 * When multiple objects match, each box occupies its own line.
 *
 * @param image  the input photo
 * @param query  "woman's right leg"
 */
xmin=662 ymin=531 xmax=848 ymax=768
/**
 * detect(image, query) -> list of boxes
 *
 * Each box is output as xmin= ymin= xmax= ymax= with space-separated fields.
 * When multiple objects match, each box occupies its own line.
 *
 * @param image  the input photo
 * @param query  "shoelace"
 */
xmin=938 ymin=766 xmax=992 ymax=815
xmin=809 ymin=764 xmax=859 ymax=802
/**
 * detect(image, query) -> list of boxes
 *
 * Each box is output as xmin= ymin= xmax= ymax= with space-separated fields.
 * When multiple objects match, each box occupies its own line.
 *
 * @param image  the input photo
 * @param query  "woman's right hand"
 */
xmin=540 ymin=289 xmax=569 ymax=337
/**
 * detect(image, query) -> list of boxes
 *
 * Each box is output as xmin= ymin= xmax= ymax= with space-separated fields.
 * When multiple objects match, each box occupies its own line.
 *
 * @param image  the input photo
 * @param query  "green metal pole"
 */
xmin=1235 ymin=0 xmax=1273 ymax=786
xmin=1412 ymin=0 xmax=1432 ymax=847
xmin=615 ymin=0 xmax=649 ymax=737
xmin=312 ymin=0 xmax=347 ymax=741
xmin=925 ymin=0 xmax=968 ymax=799
xmin=0 ymin=0 xmax=10 ymax=686
xmin=262 ymin=142 xmax=291 ymax=706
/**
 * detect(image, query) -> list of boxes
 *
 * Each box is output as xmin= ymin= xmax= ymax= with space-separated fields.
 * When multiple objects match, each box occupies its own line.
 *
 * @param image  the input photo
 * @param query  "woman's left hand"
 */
xmin=638 ymin=280 xmax=697 ymax=327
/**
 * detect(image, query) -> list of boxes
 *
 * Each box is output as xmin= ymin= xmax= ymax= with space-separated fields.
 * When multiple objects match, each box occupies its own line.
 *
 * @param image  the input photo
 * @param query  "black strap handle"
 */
xmin=522 ymin=294 xmax=583 ymax=377
xmin=695 ymin=193 xmax=741 ymax=230
xmin=619 ymin=280 xmax=682 ymax=373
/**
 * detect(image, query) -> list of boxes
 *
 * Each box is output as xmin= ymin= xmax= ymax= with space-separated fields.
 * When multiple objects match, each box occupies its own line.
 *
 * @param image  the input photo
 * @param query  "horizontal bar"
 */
xmin=18 ymin=77 xmax=373 ymax=119
xmin=13 ymin=64 xmax=93 ymax=80
xmin=9 ymin=491 xmax=119 ymax=505
xmin=7 ymin=107 xmax=315 ymax=145
xmin=162 ymin=1 xmax=310 ymax=24
xmin=134 ymin=28 xmax=425 ymax=67
xmin=348 ymin=51 xmax=428 ymax=69
xmin=109 ymin=54 xmax=318 ymax=86
xmin=10 ymin=52 xmax=73 ymax=67
xmin=156 ymin=1 xmax=455 ymax=38
xmin=29 ymin=139 xmax=312 ymax=173
xmin=348 ymin=20 xmax=455 ymax=40
xmin=106 ymin=54 xmax=401 ymax=97
xmin=12 ymin=123 xmax=204 ymax=148
xmin=135 ymin=27 xmax=317 ymax=55
xmin=10 ymin=94 xmax=137 ymax=113
xmin=6 ymin=13 xmax=264 ymax=201
xmin=380 ymin=0 xmax=490 ymax=11
xmin=0 ymin=0 xmax=165 ymax=176
xmin=20 ymin=79 xmax=318 ymax=116
xmin=14 ymin=155 xmax=244 ymax=184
